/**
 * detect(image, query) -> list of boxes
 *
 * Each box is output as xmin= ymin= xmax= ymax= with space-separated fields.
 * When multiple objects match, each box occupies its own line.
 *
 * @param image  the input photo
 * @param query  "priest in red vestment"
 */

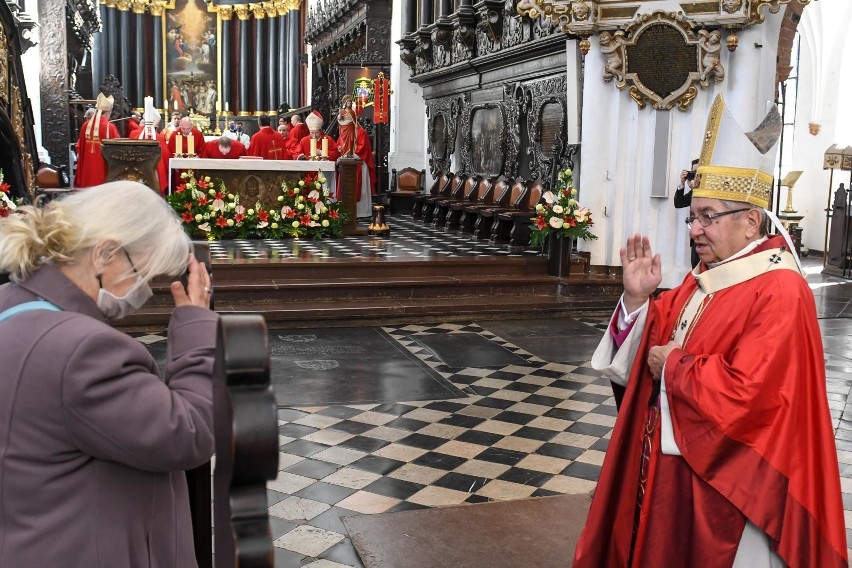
xmin=75 ymin=92 xmax=120 ymax=188
xmin=249 ymin=115 xmax=288 ymax=160
xmin=125 ymin=111 xmax=143 ymax=139
xmin=335 ymin=100 xmax=376 ymax=217
xmin=295 ymin=111 xmax=338 ymax=161
xmin=166 ymin=117 xmax=205 ymax=157
xmin=201 ymin=136 xmax=246 ymax=159
xmin=286 ymin=116 xmax=308 ymax=159
xmin=135 ymin=108 xmax=170 ymax=195
xmin=573 ymin=95 xmax=847 ymax=568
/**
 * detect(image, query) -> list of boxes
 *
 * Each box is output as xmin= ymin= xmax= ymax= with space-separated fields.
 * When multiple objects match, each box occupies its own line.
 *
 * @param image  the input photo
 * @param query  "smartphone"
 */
xmin=686 ymin=170 xmax=696 ymax=181
xmin=181 ymin=243 xmax=213 ymax=304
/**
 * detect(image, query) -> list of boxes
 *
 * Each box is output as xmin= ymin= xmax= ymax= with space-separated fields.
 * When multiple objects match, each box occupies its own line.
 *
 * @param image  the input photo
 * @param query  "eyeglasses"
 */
xmin=122 ymin=248 xmax=140 ymax=276
xmin=684 ymin=208 xmax=752 ymax=227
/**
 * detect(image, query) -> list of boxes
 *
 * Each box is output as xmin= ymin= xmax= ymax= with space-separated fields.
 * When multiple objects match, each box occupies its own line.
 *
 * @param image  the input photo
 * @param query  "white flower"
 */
xmin=235 ymin=205 xmax=246 ymax=215
xmin=291 ymin=220 xmax=300 ymax=228
xmin=257 ymin=221 xmax=268 ymax=229
xmin=226 ymin=219 xmax=235 ymax=227
xmin=247 ymin=208 xmax=255 ymax=215
xmin=298 ymin=180 xmax=305 ymax=187
xmin=323 ymin=189 xmax=330 ymax=196
xmin=552 ymin=205 xmax=564 ymax=214
xmin=204 ymin=176 xmax=211 ymax=183
xmin=227 ymin=193 xmax=234 ymax=199
xmin=277 ymin=195 xmax=284 ymax=202
xmin=194 ymin=214 xmax=203 ymax=222
xmin=208 ymin=188 xmax=215 ymax=196
xmin=535 ymin=204 xmax=545 ymax=213
xmin=297 ymin=203 xmax=305 ymax=210
xmin=227 ymin=202 xmax=236 ymax=210
xmin=314 ymin=202 xmax=323 ymax=214
xmin=543 ymin=191 xmax=556 ymax=204
xmin=212 ymin=198 xmax=225 ymax=211
xmin=318 ymin=175 xmax=326 ymax=183
xmin=198 ymin=222 xmax=211 ymax=232
xmin=315 ymin=182 xmax=321 ymax=189
xmin=549 ymin=217 xmax=564 ymax=229
xmin=308 ymin=190 xmax=320 ymax=200
xmin=570 ymin=188 xmax=578 ymax=197
xmin=321 ymin=219 xmax=329 ymax=227
xmin=320 ymin=206 xmax=328 ymax=214
xmin=568 ymin=198 xmax=578 ymax=207
xmin=575 ymin=207 xmax=590 ymax=222
xmin=271 ymin=222 xmax=279 ymax=229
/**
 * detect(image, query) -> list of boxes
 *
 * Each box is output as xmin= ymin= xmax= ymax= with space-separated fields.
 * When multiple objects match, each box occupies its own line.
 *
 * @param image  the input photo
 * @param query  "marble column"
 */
xmin=151 ymin=7 xmax=163 ymax=107
xmin=403 ymin=0 xmax=417 ymax=34
xmin=419 ymin=0 xmax=433 ymax=29
xmin=282 ymin=12 xmax=292 ymax=108
xmin=220 ymin=8 xmax=232 ymax=112
xmin=91 ymin=3 xmax=107 ymax=92
xmin=267 ymin=10 xmax=278 ymax=110
xmin=133 ymin=8 xmax=145 ymax=103
xmin=287 ymin=9 xmax=299 ymax=108
xmin=118 ymin=8 xmax=130 ymax=93
xmin=106 ymin=6 xmax=117 ymax=78
xmin=238 ymin=11 xmax=250 ymax=113
xmin=254 ymin=9 xmax=265 ymax=112
xmin=437 ymin=0 xmax=452 ymax=19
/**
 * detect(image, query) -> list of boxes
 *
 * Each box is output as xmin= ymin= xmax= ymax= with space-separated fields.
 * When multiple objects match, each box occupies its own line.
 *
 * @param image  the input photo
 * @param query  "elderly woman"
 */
xmin=0 ymin=181 xmax=215 ymax=567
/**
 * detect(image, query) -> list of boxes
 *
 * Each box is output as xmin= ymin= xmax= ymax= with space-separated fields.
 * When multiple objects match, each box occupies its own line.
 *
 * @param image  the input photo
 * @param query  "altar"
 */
xmin=169 ymin=158 xmax=336 ymax=211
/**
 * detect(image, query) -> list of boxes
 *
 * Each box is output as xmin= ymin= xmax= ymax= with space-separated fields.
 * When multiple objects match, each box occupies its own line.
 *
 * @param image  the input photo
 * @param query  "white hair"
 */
xmin=0 ymin=181 xmax=191 ymax=282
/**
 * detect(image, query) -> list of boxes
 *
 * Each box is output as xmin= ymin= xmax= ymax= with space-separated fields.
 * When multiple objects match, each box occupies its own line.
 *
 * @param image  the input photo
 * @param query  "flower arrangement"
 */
xmin=0 ymin=169 xmax=18 ymax=218
xmin=167 ymin=170 xmax=350 ymax=240
xmin=529 ymin=168 xmax=596 ymax=248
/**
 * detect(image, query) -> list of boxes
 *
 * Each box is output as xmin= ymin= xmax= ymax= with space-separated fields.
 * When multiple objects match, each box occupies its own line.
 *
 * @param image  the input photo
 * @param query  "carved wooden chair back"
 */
xmin=489 ymin=177 xmax=513 ymax=207
xmin=460 ymin=176 xmax=479 ymax=201
xmin=521 ymin=180 xmax=545 ymax=211
xmin=471 ymin=177 xmax=493 ymax=203
xmin=392 ymin=167 xmax=425 ymax=193
xmin=428 ymin=172 xmax=449 ymax=197
xmin=506 ymin=179 xmax=529 ymax=210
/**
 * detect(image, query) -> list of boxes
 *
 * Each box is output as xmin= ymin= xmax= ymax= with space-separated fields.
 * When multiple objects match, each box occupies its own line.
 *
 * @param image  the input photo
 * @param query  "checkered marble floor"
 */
xmin=266 ymin=321 xmax=613 ymax=567
xmin=205 ymin=215 xmax=542 ymax=263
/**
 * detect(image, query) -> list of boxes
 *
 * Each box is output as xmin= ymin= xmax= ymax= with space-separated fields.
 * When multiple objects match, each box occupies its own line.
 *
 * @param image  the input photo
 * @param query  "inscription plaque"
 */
xmin=627 ymin=25 xmax=697 ymax=99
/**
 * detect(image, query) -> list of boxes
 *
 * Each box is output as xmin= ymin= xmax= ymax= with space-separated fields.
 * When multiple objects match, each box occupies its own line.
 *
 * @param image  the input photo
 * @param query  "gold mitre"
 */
xmin=693 ymin=94 xmax=782 ymax=209
xmin=95 ymin=92 xmax=115 ymax=111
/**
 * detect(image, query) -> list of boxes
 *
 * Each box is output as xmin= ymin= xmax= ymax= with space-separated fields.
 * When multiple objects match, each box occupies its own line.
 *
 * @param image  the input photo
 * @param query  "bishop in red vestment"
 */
xmin=294 ymin=111 xmax=339 ymax=162
xmin=125 ymin=112 xmax=142 ymax=139
xmin=201 ymin=137 xmax=246 ymax=159
xmin=166 ymin=118 xmax=205 ymax=157
xmin=249 ymin=115 xmax=288 ymax=159
xmin=286 ymin=122 xmax=308 ymax=159
xmin=75 ymin=93 xmax=120 ymax=188
xmin=574 ymin=95 xmax=847 ymax=568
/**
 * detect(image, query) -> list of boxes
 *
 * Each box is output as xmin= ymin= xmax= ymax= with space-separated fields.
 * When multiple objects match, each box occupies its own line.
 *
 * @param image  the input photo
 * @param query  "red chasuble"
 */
xmin=136 ymin=130 xmax=171 ymax=194
xmin=296 ymin=133 xmax=339 ymax=162
xmin=200 ymin=140 xmax=246 ymax=159
xmin=166 ymin=128 xmax=205 ymax=157
xmin=249 ymin=127 xmax=288 ymax=160
xmin=573 ymin=236 xmax=847 ymax=568
xmin=125 ymin=118 xmax=142 ymax=140
xmin=75 ymin=117 xmax=120 ymax=188
xmin=354 ymin=127 xmax=377 ymax=196
xmin=286 ymin=123 xmax=308 ymax=158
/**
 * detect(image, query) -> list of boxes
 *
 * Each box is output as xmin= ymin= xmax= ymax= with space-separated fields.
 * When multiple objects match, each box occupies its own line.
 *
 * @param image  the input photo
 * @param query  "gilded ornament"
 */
xmin=251 ymin=4 xmax=266 ymax=19
xmin=263 ymin=2 xmax=277 ymax=18
xmin=218 ymin=6 xmax=233 ymax=20
xmin=571 ymin=2 xmax=591 ymax=21
xmin=628 ymin=86 xmax=646 ymax=109
xmin=749 ymin=0 xmax=811 ymax=25
xmin=234 ymin=4 xmax=252 ymax=20
xmin=578 ymin=36 xmax=590 ymax=56
xmin=114 ymin=0 xmax=132 ymax=12
xmin=726 ymin=32 xmax=738 ymax=52
xmin=721 ymin=0 xmax=743 ymax=13
xmin=130 ymin=0 xmax=148 ymax=14
xmin=148 ymin=0 xmax=165 ymax=16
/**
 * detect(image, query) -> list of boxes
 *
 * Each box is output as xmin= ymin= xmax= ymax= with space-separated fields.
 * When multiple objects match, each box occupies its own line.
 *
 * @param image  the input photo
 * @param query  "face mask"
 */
xmin=96 ymin=280 xmax=153 ymax=320
xmin=229 ymin=124 xmax=235 ymax=132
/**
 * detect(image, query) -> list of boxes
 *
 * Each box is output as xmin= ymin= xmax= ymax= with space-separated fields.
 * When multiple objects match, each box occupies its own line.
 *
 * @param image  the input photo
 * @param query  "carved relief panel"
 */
xmin=426 ymin=95 xmax=464 ymax=176
xmin=460 ymin=102 xmax=506 ymax=177
xmin=521 ymin=74 xmax=567 ymax=179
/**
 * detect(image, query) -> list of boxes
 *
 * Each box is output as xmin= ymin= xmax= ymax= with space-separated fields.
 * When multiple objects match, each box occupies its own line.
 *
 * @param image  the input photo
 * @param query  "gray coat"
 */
xmin=0 ymin=264 xmax=217 ymax=567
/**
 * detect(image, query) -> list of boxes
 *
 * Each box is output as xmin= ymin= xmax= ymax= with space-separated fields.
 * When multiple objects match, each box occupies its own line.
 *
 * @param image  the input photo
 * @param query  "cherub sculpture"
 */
xmin=698 ymin=30 xmax=725 ymax=84
xmin=599 ymin=31 xmax=624 ymax=83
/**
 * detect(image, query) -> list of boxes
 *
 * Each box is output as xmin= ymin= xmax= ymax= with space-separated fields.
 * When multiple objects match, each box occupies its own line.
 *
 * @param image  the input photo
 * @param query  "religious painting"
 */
xmin=470 ymin=105 xmax=504 ymax=176
xmin=538 ymin=102 xmax=563 ymax=159
xmin=165 ymin=0 xmax=217 ymax=123
xmin=352 ymin=77 xmax=373 ymax=105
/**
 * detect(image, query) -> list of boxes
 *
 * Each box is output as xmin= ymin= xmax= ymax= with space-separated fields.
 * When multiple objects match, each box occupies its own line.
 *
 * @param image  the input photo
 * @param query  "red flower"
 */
xmin=175 ymin=183 xmax=187 ymax=194
xmin=215 ymin=216 xmax=229 ymax=228
xmin=328 ymin=210 xmax=339 ymax=220
xmin=534 ymin=215 xmax=547 ymax=229
xmin=197 ymin=195 xmax=208 ymax=206
xmin=234 ymin=213 xmax=245 ymax=223
xmin=181 ymin=212 xmax=194 ymax=223
xmin=0 ymin=182 xmax=11 ymax=194
xmin=214 ymin=191 xmax=224 ymax=199
xmin=565 ymin=216 xmax=577 ymax=227
xmin=0 ymin=208 xmax=10 ymax=218
xmin=257 ymin=209 xmax=269 ymax=222
xmin=304 ymin=172 xmax=318 ymax=184
xmin=299 ymin=214 xmax=312 ymax=225
xmin=183 ymin=202 xmax=193 ymax=210
xmin=197 ymin=179 xmax=209 ymax=189
xmin=284 ymin=209 xmax=295 ymax=218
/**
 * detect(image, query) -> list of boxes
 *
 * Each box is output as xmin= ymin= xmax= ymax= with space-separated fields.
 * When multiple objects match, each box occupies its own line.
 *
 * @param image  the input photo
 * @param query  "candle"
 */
xmin=143 ymin=96 xmax=154 ymax=123
xmin=164 ymin=99 xmax=168 ymax=112
xmin=175 ymin=134 xmax=183 ymax=155
xmin=310 ymin=138 xmax=317 ymax=157
xmin=321 ymin=137 xmax=328 ymax=158
xmin=224 ymin=101 xmax=229 ymax=112
xmin=173 ymin=99 xmax=178 ymax=111
xmin=187 ymin=135 xmax=194 ymax=156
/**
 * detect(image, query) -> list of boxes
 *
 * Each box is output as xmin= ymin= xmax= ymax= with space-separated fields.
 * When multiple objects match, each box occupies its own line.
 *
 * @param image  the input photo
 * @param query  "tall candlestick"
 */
xmin=163 ymin=99 xmax=168 ymax=113
xmin=310 ymin=138 xmax=317 ymax=158
xmin=187 ymin=135 xmax=194 ymax=156
xmin=224 ymin=101 xmax=229 ymax=112
xmin=321 ymin=137 xmax=328 ymax=158
xmin=175 ymin=134 xmax=183 ymax=155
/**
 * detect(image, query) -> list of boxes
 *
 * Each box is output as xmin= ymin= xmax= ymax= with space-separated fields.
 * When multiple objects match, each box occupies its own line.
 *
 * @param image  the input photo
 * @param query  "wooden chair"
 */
xmin=413 ymin=172 xmax=447 ymax=219
xmin=423 ymin=173 xmax=462 ymax=224
xmin=212 ymin=314 xmax=278 ymax=568
xmin=447 ymin=176 xmax=492 ymax=230
xmin=493 ymin=179 xmax=545 ymax=250
xmin=459 ymin=177 xmax=510 ymax=234
xmin=473 ymin=179 xmax=528 ymax=240
xmin=388 ymin=167 xmax=425 ymax=215
xmin=433 ymin=175 xmax=476 ymax=228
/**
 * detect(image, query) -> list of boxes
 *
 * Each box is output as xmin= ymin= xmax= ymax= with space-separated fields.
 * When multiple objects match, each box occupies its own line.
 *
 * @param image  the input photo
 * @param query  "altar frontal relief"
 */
xmin=166 ymin=0 xmax=217 ymax=123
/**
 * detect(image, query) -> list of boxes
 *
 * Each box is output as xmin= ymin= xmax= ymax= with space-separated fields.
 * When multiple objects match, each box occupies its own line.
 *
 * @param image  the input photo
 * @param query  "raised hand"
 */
xmin=620 ymin=233 xmax=662 ymax=313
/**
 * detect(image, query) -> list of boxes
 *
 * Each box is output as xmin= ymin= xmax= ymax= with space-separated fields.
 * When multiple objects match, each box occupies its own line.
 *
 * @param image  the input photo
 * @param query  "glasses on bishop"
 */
xmin=685 ymin=208 xmax=752 ymax=227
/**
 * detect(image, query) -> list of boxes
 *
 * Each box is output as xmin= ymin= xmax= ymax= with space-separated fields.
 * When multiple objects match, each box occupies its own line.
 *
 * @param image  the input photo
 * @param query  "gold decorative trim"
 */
xmin=218 ymin=6 xmax=233 ymax=19
xmin=0 ymin=26 xmax=8 ymax=107
xmin=680 ymin=2 xmax=719 ymax=15
xmin=234 ymin=4 xmax=251 ymax=20
xmin=749 ymin=0 xmax=811 ymax=26
xmin=251 ymin=5 xmax=266 ymax=19
xmin=148 ymin=0 xmax=165 ymax=16
xmin=699 ymin=94 xmax=724 ymax=165
xmin=599 ymin=6 xmax=638 ymax=20
xmin=263 ymin=2 xmax=277 ymax=18
xmin=115 ymin=0 xmax=132 ymax=12
xmin=694 ymin=165 xmax=773 ymax=208
xmin=130 ymin=0 xmax=148 ymax=14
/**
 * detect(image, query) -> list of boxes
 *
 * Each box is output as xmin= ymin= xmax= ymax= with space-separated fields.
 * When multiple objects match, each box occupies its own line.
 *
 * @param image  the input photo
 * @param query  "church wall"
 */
xmin=580 ymin=11 xmax=785 ymax=288
xmin=18 ymin=4 xmax=45 ymax=161
xmin=783 ymin=0 xmax=852 ymax=256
